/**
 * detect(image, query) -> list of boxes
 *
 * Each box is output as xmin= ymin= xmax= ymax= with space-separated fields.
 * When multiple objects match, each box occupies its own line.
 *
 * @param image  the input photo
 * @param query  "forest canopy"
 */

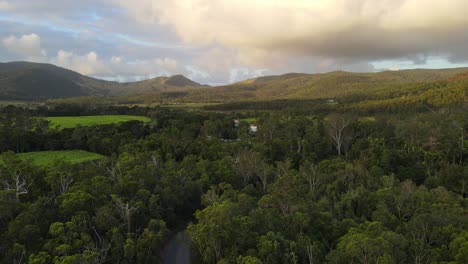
xmin=0 ymin=100 xmax=466 ymax=264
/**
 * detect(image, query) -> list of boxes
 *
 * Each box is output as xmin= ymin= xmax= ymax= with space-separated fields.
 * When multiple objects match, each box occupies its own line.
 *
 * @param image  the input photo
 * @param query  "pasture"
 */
xmin=160 ymin=102 xmax=221 ymax=108
xmin=45 ymin=115 xmax=151 ymax=129
xmin=240 ymin=117 xmax=257 ymax=123
xmin=15 ymin=150 xmax=105 ymax=166
xmin=0 ymin=100 xmax=30 ymax=106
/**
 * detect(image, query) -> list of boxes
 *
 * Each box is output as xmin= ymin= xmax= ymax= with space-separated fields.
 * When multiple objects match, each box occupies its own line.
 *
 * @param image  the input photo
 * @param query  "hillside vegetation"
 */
xmin=0 ymin=62 xmax=468 ymax=114
xmin=62 ymin=68 xmax=467 ymax=110
xmin=0 ymin=62 xmax=205 ymax=100
xmin=178 ymin=68 xmax=468 ymax=102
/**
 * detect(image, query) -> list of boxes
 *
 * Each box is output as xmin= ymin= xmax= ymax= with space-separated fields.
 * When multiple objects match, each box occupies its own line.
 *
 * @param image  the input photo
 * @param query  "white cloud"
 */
xmin=0 ymin=1 xmax=10 ymax=10
xmin=51 ymin=50 xmax=107 ymax=75
xmin=118 ymin=0 xmax=468 ymax=66
xmin=3 ymin=1 xmax=468 ymax=84
xmin=49 ymin=50 xmax=192 ymax=81
xmin=110 ymin=56 xmax=122 ymax=64
xmin=109 ymin=57 xmax=191 ymax=80
xmin=154 ymin=57 xmax=179 ymax=73
xmin=2 ymin=33 xmax=46 ymax=61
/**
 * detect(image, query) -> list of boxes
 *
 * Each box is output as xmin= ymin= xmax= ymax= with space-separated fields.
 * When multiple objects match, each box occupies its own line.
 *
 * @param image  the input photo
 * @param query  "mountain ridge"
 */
xmin=0 ymin=61 xmax=205 ymax=100
xmin=1 ymin=61 xmax=468 ymax=102
xmin=185 ymin=67 xmax=468 ymax=103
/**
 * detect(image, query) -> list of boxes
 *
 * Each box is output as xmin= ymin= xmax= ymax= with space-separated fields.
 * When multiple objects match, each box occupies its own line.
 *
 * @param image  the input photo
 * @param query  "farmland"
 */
xmin=45 ymin=115 xmax=151 ymax=129
xmin=14 ymin=150 xmax=105 ymax=166
xmin=239 ymin=117 xmax=258 ymax=123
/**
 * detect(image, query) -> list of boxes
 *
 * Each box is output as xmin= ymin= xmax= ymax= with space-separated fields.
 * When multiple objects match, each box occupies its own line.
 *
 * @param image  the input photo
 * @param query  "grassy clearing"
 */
xmin=0 ymin=100 xmax=30 ymax=106
xmin=240 ymin=117 xmax=257 ymax=123
xmin=11 ymin=150 xmax=105 ymax=166
xmin=45 ymin=115 xmax=151 ymax=129
xmin=358 ymin=116 xmax=376 ymax=122
xmin=160 ymin=102 xmax=221 ymax=108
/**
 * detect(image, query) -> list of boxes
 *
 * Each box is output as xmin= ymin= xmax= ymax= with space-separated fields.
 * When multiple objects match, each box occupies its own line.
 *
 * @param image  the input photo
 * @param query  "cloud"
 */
xmin=2 ymin=1 xmax=468 ymax=84
xmin=154 ymin=57 xmax=181 ymax=74
xmin=50 ymin=50 xmax=108 ymax=75
xmin=106 ymin=56 xmax=191 ymax=81
xmin=118 ymin=0 xmax=468 ymax=66
xmin=2 ymin=33 xmax=46 ymax=61
xmin=48 ymin=49 xmax=193 ymax=81
xmin=0 ymin=1 xmax=9 ymax=10
xmin=110 ymin=56 xmax=122 ymax=64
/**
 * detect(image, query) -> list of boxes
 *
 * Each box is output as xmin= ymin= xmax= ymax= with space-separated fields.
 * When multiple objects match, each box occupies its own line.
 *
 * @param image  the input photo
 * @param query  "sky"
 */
xmin=1 ymin=0 xmax=468 ymax=84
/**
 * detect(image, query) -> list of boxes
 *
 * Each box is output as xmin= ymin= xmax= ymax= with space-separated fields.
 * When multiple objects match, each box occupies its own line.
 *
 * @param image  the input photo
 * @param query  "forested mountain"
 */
xmin=1 ymin=61 xmax=468 ymax=103
xmin=178 ymin=68 xmax=468 ymax=103
xmin=0 ymin=62 xmax=109 ymax=100
xmin=0 ymin=62 xmax=205 ymax=100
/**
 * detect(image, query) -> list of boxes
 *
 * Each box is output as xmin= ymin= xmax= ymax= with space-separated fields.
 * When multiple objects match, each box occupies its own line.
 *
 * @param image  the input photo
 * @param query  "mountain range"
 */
xmin=0 ymin=61 xmax=205 ymax=100
xmin=1 ymin=61 xmax=467 ymax=103
xmin=179 ymin=68 xmax=468 ymax=103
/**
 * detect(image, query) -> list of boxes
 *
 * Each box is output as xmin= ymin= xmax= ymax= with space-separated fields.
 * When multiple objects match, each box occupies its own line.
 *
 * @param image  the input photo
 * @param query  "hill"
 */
xmin=0 ymin=61 xmax=110 ymax=99
xmin=0 ymin=61 xmax=205 ymax=100
xmin=176 ymin=68 xmax=468 ymax=103
xmin=1 ymin=61 xmax=467 ymax=106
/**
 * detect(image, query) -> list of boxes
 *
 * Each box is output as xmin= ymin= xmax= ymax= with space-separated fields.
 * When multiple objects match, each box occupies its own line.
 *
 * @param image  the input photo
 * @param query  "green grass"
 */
xmin=0 ymin=100 xmax=29 ymax=106
xmin=240 ymin=117 xmax=257 ymax=123
xmin=160 ymin=102 xmax=221 ymax=108
xmin=13 ymin=150 xmax=105 ymax=166
xmin=358 ymin=116 xmax=376 ymax=122
xmin=45 ymin=115 xmax=151 ymax=129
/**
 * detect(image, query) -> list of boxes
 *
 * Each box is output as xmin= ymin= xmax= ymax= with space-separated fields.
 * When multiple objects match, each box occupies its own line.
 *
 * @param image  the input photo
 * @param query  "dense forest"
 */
xmin=0 ymin=101 xmax=467 ymax=264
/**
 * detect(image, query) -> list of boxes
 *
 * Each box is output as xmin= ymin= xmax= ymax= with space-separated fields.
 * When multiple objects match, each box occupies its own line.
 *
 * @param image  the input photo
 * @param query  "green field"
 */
xmin=15 ymin=150 xmax=105 ymax=166
xmin=0 ymin=100 xmax=30 ymax=106
xmin=358 ymin=116 xmax=376 ymax=122
xmin=45 ymin=115 xmax=151 ymax=129
xmin=240 ymin=117 xmax=257 ymax=123
xmin=160 ymin=102 xmax=221 ymax=108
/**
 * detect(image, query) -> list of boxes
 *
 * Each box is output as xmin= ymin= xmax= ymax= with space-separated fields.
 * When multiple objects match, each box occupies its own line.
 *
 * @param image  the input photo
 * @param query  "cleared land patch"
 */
xmin=0 ymin=100 xmax=29 ymax=106
xmin=240 ymin=117 xmax=257 ymax=123
xmin=45 ymin=115 xmax=151 ymax=129
xmin=15 ymin=150 xmax=105 ymax=166
xmin=160 ymin=102 xmax=221 ymax=108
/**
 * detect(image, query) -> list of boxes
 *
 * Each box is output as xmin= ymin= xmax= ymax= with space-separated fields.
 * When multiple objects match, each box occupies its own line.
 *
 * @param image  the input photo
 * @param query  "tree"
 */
xmin=0 ymin=152 xmax=33 ymax=202
xmin=256 ymin=162 xmax=273 ymax=192
xmin=299 ymin=162 xmax=325 ymax=196
xmin=112 ymin=195 xmax=139 ymax=234
xmin=236 ymin=255 xmax=263 ymax=264
xmin=449 ymin=231 xmax=468 ymax=263
xmin=325 ymin=115 xmax=354 ymax=156
xmin=328 ymin=222 xmax=408 ymax=264
xmin=136 ymin=219 xmax=169 ymax=263
xmin=257 ymin=232 xmax=287 ymax=264
xmin=235 ymin=150 xmax=261 ymax=185
xmin=45 ymin=160 xmax=74 ymax=195
xmin=188 ymin=199 xmax=256 ymax=264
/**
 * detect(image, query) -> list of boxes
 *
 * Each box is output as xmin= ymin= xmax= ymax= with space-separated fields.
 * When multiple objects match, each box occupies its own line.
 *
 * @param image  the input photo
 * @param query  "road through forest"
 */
xmin=163 ymin=230 xmax=191 ymax=264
